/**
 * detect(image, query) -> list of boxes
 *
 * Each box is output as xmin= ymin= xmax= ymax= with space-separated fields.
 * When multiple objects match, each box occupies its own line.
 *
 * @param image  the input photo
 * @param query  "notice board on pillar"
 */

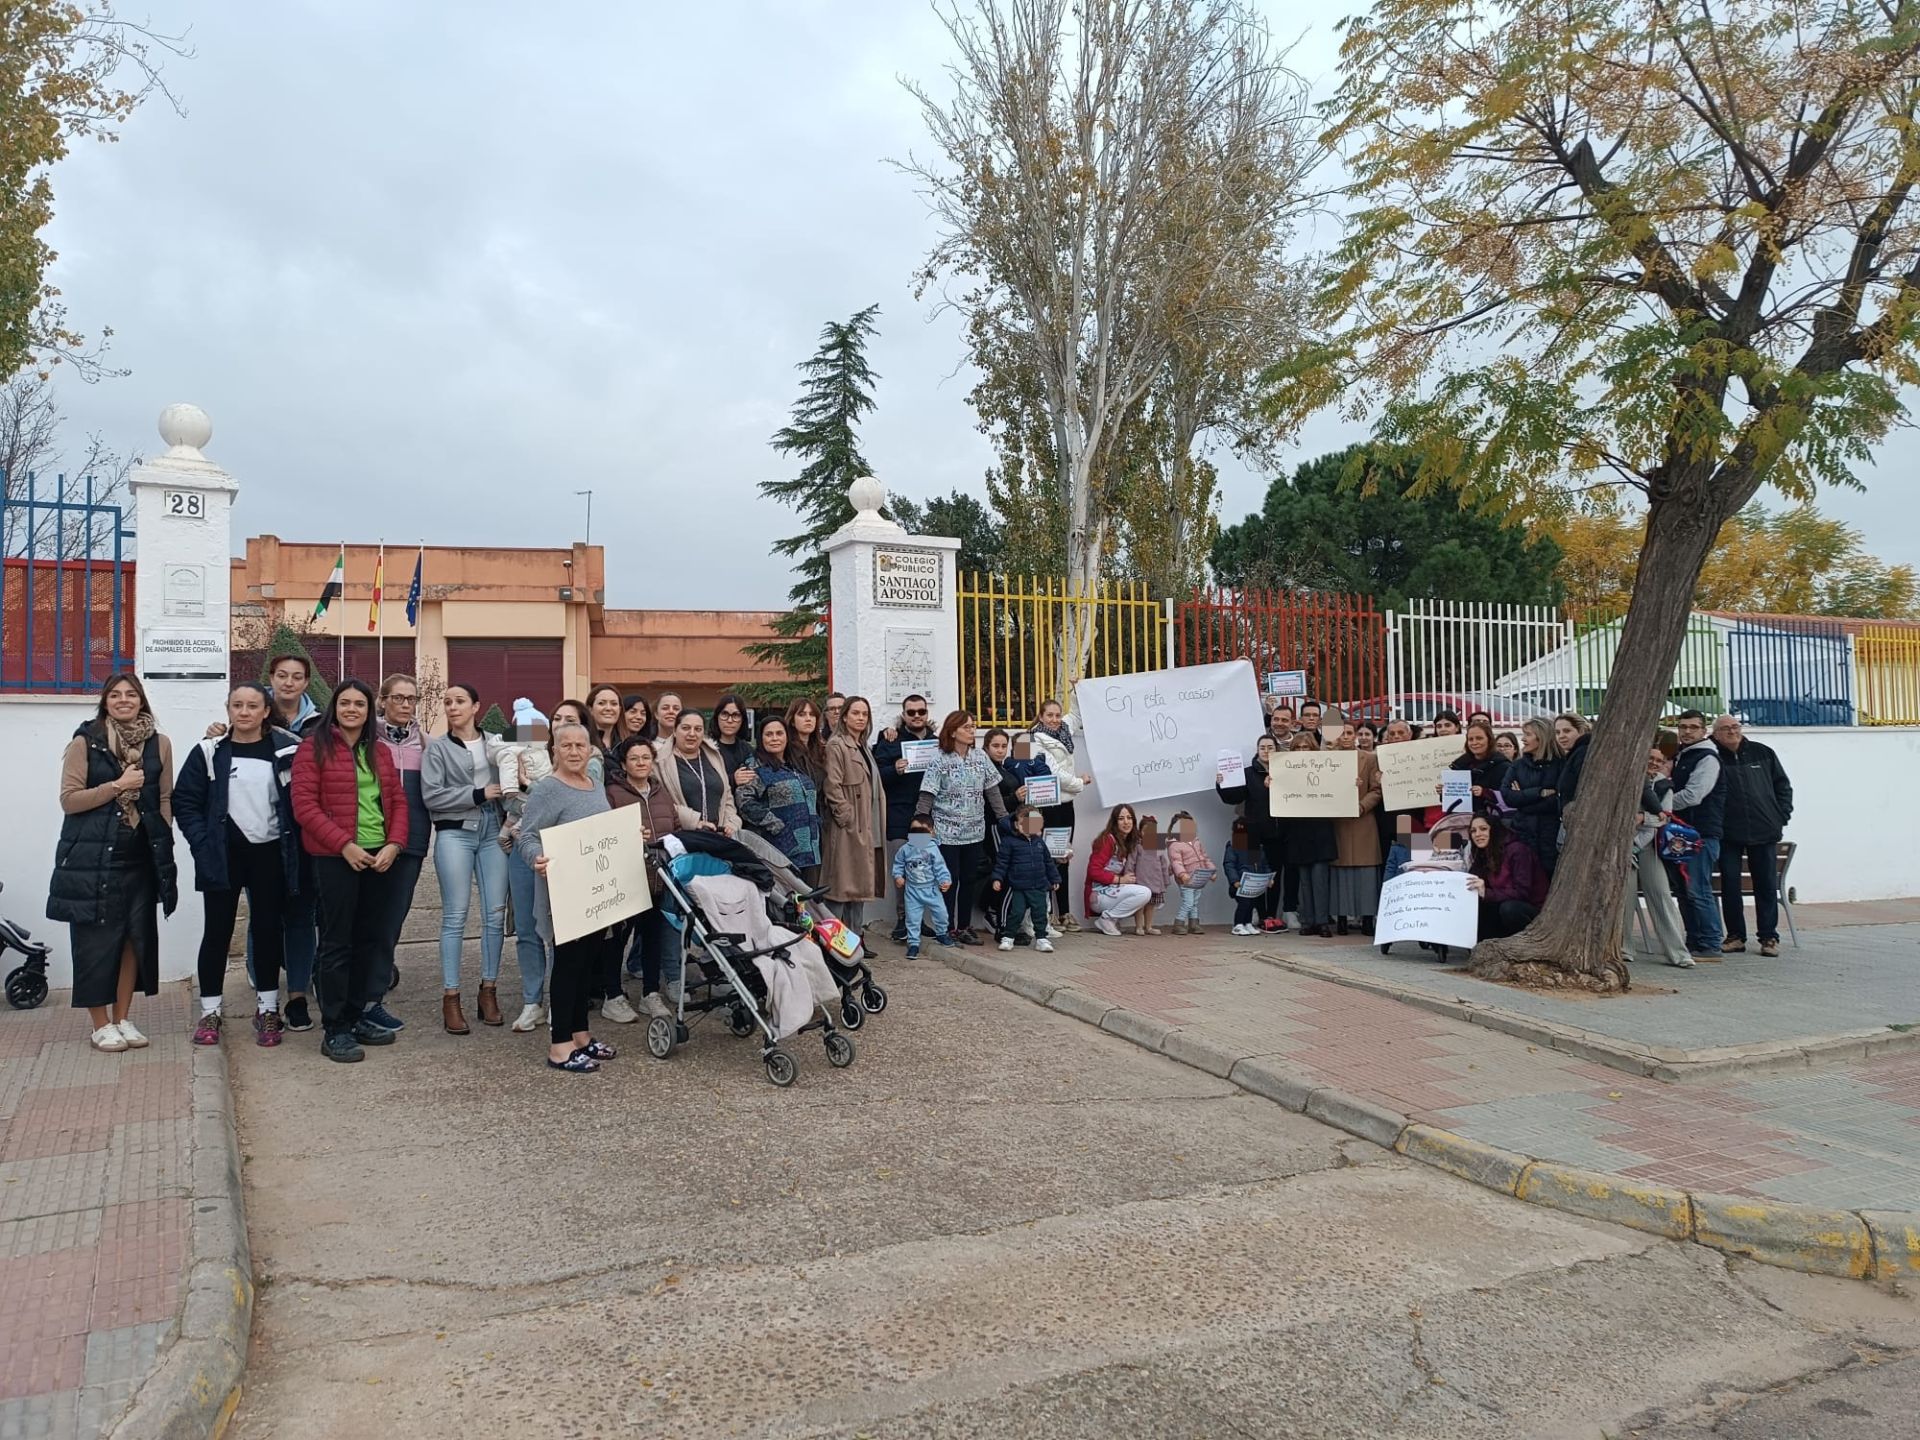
xmin=1074 ymin=660 xmax=1265 ymax=807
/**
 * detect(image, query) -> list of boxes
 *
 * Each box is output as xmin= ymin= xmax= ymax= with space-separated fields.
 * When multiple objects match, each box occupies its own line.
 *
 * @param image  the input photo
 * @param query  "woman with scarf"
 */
xmin=50 ymin=673 xmax=178 ymax=1053
xmin=1027 ymin=699 xmax=1093 ymax=932
xmin=736 ymin=715 xmax=823 ymax=884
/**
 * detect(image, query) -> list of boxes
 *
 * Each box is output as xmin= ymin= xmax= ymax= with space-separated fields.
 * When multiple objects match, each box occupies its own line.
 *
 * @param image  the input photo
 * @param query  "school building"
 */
xmin=227 ymin=536 xmax=785 ymax=711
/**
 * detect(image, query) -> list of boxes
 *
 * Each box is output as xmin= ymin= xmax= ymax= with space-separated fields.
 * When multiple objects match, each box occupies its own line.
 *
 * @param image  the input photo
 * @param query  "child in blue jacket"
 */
xmin=990 ymin=806 xmax=1061 ymax=953
xmin=891 ymin=818 xmax=955 ymax=960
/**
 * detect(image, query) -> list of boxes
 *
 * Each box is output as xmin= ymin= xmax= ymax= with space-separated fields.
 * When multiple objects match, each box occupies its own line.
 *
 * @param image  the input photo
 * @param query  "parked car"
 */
xmin=1387 ymin=690 xmax=1554 ymax=727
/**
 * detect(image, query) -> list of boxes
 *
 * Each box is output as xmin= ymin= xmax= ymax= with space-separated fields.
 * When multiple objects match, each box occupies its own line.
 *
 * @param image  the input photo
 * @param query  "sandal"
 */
xmin=547 ymin=1050 xmax=599 ymax=1073
xmin=582 ymin=1039 xmax=617 ymax=1061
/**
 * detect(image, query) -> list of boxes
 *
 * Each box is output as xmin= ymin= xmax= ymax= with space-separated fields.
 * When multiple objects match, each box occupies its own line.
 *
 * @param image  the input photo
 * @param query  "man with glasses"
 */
xmin=1670 ymin=709 xmax=1728 ymax=959
xmin=1712 ymin=713 xmax=1793 ymax=957
xmin=873 ymin=695 xmax=938 ymax=944
xmin=365 ymin=674 xmax=428 ymax=1027
xmin=824 ymin=692 xmax=846 ymax=737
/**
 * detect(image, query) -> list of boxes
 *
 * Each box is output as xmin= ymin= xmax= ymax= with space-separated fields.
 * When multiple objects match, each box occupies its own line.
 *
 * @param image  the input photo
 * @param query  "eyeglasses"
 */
xmin=905 ymin=708 xmax=928 ymax=717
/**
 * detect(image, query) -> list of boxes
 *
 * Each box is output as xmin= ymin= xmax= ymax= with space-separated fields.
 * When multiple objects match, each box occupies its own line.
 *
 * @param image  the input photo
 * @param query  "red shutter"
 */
xmin=444 ymin=639 xmax=565 ymax=717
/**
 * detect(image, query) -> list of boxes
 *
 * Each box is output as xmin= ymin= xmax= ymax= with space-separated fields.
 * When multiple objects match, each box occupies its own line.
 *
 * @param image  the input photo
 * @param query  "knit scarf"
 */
xmin=1037 ymin=720 xmax=1075 ymax=756
xmin=104 ymin=713 xmax=156 ymax=828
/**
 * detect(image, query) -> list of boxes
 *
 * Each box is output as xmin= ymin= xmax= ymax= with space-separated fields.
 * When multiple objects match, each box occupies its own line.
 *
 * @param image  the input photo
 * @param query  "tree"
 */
xmin=0 ymin=3 xmax=183 ymax=379
xmin=743 ymin=305 xmax=882 ymax=701
xmin=1278 ymin=0 xmax=1920 ymax=989
xmin=261 ymin=621 xmax=330 ymax=710
xmin=1212 ymin=445 xmax=1561 ymax=608
xmin=478 ymin=703 xmax=509 ymax=737
xmin=888 ymin=489 xmax=1007 ymax=576
xmin=906 ymin=0 xmax=1315 ymax=694
xmin=0 ymin=370 xmax=137 ymax=558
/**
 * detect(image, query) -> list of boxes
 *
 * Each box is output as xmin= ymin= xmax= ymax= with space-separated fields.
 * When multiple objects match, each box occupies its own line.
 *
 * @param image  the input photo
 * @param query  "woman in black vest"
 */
xmin=48 ymin=673 xmax=179 ymax=1053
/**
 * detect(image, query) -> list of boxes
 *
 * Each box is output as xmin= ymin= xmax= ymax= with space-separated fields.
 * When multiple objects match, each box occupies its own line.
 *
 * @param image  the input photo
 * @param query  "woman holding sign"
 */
xmin=914 ymin=710 xmax=1009 ymax=945
xmin=1463 ymin=815 xmax=1549 ymax=939
xmin=1029 ymin=700 xmax=1093 ymax=932
xmin=1276 ymin=734 xmax=1337 ymax=937
xmin=519 ymin=723 xmax=620 ymax=1074
xmin=1215 ymin=735 xmax=1287 ymax=934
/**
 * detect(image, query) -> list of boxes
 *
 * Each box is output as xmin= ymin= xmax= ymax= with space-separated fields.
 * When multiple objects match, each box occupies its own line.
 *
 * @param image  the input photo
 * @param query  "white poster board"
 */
xmin=901 ymin=739 xmax=938 ymax=773
xmin=1268 ymin=750 xmax=1360 ymax=818
xmin=1377 ymin=733 xmax=1467 ymax=811
xmin=1376 ymin=871 xmax=1480 ymax=951
xmin=1439 ymin=770 xmax=1474 ymax=814
xmin=543 ymin=806 xmax=652 ymax=945
xmin=1074 ymin=661 xmax=1266 ymax=807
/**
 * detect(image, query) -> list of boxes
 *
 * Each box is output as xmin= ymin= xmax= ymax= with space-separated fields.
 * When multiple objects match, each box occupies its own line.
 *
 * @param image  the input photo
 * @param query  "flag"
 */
xmin=367 ymin=547 xmax=384 ymax=633
xmin=405 ymin=547 xmax=423 ymax=627
xmin=312 ymin=547 xmax=345 ymax=620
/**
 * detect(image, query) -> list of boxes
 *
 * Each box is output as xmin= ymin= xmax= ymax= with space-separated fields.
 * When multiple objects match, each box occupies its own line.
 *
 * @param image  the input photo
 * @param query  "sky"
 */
xmin=40 ymin=0 xmax=1920 ymax=610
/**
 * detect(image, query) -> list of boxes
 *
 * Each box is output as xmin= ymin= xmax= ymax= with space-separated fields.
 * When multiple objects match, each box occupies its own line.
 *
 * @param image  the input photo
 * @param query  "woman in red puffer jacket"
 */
xmin=291 ymin=680 xmax=410 ymax=1063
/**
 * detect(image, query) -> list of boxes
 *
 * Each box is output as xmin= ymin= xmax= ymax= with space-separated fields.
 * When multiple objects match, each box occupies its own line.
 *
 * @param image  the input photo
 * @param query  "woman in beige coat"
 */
xmin=654 ymin=710 xmax=741 ymax=835
xmin=822 ymin=696 xmax=886 ymax=928
xmin=1330 ymin=731 xmax=1383 ymax=935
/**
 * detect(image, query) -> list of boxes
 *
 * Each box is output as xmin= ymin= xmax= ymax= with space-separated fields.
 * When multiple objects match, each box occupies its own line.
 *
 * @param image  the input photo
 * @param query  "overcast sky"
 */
xmin=41 ymin=0 xmax=1920 ymax=610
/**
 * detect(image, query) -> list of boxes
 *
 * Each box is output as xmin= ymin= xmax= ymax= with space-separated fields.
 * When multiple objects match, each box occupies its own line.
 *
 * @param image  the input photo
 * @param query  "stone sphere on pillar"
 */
xmin=847 ymin=474 xmax=886 ymax=518
xmin=158 ymin=403 xmax=213 ymax=457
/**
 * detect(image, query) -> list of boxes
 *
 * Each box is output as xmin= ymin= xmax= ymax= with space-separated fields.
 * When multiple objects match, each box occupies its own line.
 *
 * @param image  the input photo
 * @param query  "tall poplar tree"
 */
xmin=745 ymin=305 xmax=882 ymax=700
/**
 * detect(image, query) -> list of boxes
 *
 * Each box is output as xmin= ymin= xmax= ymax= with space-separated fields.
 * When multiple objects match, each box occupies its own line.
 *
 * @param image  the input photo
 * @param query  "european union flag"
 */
xmin=405 ymin=548 xmax=423 ymax=627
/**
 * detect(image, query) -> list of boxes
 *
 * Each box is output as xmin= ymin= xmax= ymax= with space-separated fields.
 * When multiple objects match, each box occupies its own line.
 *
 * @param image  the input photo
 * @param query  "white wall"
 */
xmin=1744 ymin=726 xmax=1920 ymax=903
xmin=0 ymin=696 xmax=203 ymax=990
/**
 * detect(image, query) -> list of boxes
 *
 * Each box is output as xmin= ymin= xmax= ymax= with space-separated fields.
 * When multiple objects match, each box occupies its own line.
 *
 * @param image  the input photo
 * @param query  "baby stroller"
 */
xmin=775 ymin=890 xmax=887 ymax=1031
xmin=644 ymin=838 xmax=855 ymax=1087
xmin=1 ymin=881 xmax=52 ymax=1009
xmin=1378 ymin=813 xmax=1474 ymax=964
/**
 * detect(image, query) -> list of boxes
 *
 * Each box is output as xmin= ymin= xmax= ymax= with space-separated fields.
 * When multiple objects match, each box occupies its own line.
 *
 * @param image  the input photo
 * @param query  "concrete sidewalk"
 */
xmin=938 ymin=908 xmax=1920 ymax=1212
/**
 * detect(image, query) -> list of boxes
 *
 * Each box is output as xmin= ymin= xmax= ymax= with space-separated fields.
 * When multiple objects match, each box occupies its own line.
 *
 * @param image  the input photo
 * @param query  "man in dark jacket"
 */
xmin=871 ymin=694 xmax=937 ymax=942
xmin=1712 ymin=714 xmax=1793 ymax=956
xmin=1669 ymin=710 xmax=1728 ymax=958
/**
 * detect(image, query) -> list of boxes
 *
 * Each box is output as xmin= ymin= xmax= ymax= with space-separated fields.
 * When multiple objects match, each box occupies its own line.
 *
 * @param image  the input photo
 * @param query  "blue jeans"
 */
xmin=246 ymin=872 xmax=315 ymax=995
xmin=1175 ymin=884 xmax=1206 ymax=923
xmin=1384 ymin=843 xmax=1411 ymax=885
xmin=1680 ymin=836 xmax=1724 ymax=954
xmin=505 ymin=839 xmax=546 ymax=1006
xmin=436 ymin=812 xmax=508 ymax=989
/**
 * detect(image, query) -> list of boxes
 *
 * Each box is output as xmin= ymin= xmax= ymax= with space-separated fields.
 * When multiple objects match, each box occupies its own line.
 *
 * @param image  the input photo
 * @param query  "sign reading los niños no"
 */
xmin=873 ymin=547 xmax=943 ymax=608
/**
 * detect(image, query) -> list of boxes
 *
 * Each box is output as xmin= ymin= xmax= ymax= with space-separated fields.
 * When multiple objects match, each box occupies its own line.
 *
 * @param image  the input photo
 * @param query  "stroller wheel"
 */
xmin=6 ymin=965 xmax=48 ymax=1010
xmin=824 ymin=1032 xmax=855 ymax=1069
xmin=645 ymin=1014 xmax=676 ymax=1059
xmin=727 ymin=1003 xmax=756 ymax=1038
xmin=764 ymin=1048 xmax=798 ymax=1087
xmin=860 ymin=983 xmax=888 ymax=1015
xmin=840 ymin=996 xmax=864 ymax=1031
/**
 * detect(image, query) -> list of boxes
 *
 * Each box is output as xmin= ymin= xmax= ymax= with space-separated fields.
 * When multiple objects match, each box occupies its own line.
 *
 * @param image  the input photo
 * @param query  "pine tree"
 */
xmin=479 ymin=703 xmax=509 ymax=737
xmin=743 ymin=305 xmax=881 ymax=702
xmin=261 ymin=621 xmax=331 ymax=709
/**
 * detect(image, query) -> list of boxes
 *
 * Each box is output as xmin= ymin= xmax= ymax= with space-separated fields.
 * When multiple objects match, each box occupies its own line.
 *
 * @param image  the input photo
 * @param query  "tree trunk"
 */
xmin=1469 ymin=481 xmax=1730 ymax=992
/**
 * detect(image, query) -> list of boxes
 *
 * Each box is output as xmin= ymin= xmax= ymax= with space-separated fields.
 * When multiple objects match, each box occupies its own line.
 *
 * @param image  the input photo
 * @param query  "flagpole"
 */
xmin=337 ymin=541 xmax=346 ymax=685
xmin=376 ymin=540 xmax=385 ymax=687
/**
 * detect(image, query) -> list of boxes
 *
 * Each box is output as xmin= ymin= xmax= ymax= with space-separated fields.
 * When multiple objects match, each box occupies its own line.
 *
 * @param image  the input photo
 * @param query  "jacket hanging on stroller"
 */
xmin=687 ymin=873 xmax=836 ymax=1041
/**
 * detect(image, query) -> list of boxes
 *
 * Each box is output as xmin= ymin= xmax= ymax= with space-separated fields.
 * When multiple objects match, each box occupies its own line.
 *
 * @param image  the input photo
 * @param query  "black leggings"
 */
xmin=198 ymin=827 xmax=286 ymax=1000
xmin=1233 ymin=885 xmax=1278 ymax=927
xmin=549 ymin=933 xmax=600 ymax=1046
xmin=940 ymin=841 xmax=985 ymax=932
xmin=1479 ymin=898 xmax=1538 ymax=939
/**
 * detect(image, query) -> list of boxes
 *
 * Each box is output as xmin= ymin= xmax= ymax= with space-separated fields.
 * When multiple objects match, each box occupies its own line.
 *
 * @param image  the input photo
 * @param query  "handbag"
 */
xmin=1657 ymin=819 xmax=1703 ymax=861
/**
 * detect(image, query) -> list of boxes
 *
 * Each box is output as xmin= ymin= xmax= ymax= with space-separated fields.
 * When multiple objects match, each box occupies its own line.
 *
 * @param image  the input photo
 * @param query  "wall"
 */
xmin=1745 ymin=726 xmax=1920 ymax=903
xmin=592 ymin=609 xmax=788 ymax=709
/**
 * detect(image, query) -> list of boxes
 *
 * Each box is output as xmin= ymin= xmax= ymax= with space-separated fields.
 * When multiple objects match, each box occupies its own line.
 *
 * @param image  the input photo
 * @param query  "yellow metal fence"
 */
xmin=1856 ymin=624 xmax=1920 ymax=725
xmin=957 ymin=573 xmax=1167 ymax=728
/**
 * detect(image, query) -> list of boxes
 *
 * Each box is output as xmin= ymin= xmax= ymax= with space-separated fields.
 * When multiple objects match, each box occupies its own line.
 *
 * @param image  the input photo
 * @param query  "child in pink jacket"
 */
xmin=1166 ymin=811 xmax=1217 ymax=936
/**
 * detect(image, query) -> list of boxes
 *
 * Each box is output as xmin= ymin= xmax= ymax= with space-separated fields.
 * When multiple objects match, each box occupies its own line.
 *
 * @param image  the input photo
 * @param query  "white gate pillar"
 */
xmin=824 ymin=477 xmax=961 ymax=722
xmin=130 ymin=404 xmax=236 ymax=979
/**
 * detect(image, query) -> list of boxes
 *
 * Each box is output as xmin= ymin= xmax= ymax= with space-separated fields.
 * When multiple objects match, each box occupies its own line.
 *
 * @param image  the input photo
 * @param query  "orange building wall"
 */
xmin=592 ymin=608 xmax=789 ymax=710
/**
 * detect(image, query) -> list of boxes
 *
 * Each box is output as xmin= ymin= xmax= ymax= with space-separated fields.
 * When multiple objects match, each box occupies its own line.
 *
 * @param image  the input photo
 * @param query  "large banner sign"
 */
xmin=1074 ymin=661 xmax=1266 ymax=807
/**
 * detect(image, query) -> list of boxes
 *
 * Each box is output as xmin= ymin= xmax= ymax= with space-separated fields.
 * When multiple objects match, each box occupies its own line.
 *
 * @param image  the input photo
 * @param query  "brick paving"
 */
xmin=0 ymin=987 xmax=192 ymax=1437
xmin=959 ymin=914 xmax=1920 ymax=1211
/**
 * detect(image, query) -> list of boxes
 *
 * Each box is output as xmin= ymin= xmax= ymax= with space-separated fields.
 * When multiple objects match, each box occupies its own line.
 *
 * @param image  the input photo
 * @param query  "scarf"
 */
xmin=105 ymin=713 xmax=156 ymax=829
xmin=1037 ymin=720 xmax=1075 ymax=756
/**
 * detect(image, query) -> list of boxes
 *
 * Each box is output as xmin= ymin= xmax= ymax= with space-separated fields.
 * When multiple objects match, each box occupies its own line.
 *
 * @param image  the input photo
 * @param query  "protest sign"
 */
xmin=1439 ymin=770 xmax=1474 ymax=814
xmin=901 ymin=739 xmax=938 ymax=773
xmin=1377 ymin=733 xmax=1467 ymax=811
xmin=1216 ymin=747 xmax=1245 ymax=788
xmin=543 ymin=806 xmax=652 ymax=945
xmin=1074 ymin=660 xmax=1265 ymax=807
xmin=1043 ymin=827 xmax=1072 ymax=860
xmin=1264 ymin=669 xmax=1307 ymax=698
xmin=1022 ymin=773 xmax=1060 ymax=807
xmin=1268 ymin=750 xmax=1360 ymax=818
xmin=1375 ymin=871 xmax=1479 ymax=951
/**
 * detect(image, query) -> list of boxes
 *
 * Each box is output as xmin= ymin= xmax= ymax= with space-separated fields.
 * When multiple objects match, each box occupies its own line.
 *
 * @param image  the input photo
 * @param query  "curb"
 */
xmin=937 ymin=952 xmax=1920 ymax=1286
xmin=1248 ymin=948 xmax=1920 ymax=1082
xmin=110 ymin=1044 xmax=252 ymax=1439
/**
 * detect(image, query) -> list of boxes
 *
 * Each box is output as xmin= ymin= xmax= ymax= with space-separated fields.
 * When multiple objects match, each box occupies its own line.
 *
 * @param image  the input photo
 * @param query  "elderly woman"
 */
xmin=519 ymin=722 xmax=620 ymax=1074
xmin=822 ymin=695 xmax=886 ymax=931
xmin=913 ymin=710 xmax=1009 ymax=945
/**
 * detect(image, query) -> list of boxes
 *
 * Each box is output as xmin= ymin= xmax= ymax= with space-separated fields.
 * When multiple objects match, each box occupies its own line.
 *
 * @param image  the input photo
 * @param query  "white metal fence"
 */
xmin=1383 ymin=600 xmax=1574 ymax=724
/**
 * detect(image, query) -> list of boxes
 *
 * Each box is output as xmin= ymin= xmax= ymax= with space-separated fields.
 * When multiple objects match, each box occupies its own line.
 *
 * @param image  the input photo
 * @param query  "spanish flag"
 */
xmin=312 ymin=547 xmax=345 ymax=620
xmin=367 ymin=546 xmax=384 ymax=633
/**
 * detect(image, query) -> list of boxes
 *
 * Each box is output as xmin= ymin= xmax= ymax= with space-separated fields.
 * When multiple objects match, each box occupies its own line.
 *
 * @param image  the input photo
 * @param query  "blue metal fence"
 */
xmin=1 ymin=472 xmax=135 ymax=693
xmin=1725 ymin=617 xmax=1855 ymax=726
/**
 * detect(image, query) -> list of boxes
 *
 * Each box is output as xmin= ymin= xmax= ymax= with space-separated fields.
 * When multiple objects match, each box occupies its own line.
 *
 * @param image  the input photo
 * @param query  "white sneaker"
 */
xmin=662 ymin=980 xmax=684 ymax=1011
xmin=90 ymin=1023 xmax=129 ymax=1053
xmin=998 ymin=936 xmax=1015 ymax=952
xmin=511 ymin=1003 xmax=545 ymax=1033
xmin=1232 ymin=923 xmax=1253 ymax=936
xmin=1284 ymin=912 xmax=1302 ymax=930
xmin=1094 ymin=915 xmax=1122 ymax=937
xmin=1034 ymin=938 xmax=1054 ymax=953
xmin=115 ymin=1019 xmax=149 ymax=1049
xmin=641 ymin=992 xmax=671 ymax=1019
xmin=600 ymin=994 xmax=639 ymax=1024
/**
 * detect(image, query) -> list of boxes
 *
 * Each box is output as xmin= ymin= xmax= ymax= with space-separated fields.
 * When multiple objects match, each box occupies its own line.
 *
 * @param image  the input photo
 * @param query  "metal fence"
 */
xmin=1175 ymin=588 xmax=1384 ymax=715
xmin=1856 ymin=624 xmax=1920 ymax=724
xmin=1724 ymin=616 xmax=1854 ymax=726
xmin=1565 ymin=608 xmax=1729 ymax=719
xmin=1 ymin=474 xmax=136 ymax=693
xmin=1384 ymin=600 xmax=1571 ymax=724
xmin=956 ymin=572 xmax=1166 ymax=727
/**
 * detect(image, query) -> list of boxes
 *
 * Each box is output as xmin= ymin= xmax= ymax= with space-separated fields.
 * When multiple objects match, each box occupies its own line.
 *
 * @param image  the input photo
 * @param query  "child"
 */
xmin=990 ymin=806 xmax=1060 ymax=954
xmin=1130 ymin=815 xmax=1170 ymax=936
xmin=1223 ymin=818 xmax=1276 ymax=937
xmin=1165 ymin=811 xmax=1216 ymax=936
xmin=891 ymin=818 xmax=956 ymax=960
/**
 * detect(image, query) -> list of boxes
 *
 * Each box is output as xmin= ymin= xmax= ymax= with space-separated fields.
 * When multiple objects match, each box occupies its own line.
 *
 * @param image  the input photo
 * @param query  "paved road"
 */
xmin=225 ymin=936 xmax=1920 ymax=1439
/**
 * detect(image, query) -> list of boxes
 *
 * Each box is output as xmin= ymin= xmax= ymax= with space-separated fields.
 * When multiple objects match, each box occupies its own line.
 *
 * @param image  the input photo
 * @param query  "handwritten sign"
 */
xmin=901 ymin=739 xmax=938 ymax=773
xmin=1376 ymin=733 xmax=1467 ymax=811
xmin=1268 ymin=750 xmax=1360 ymax=818
xmin=1376 ymin=870 xmax=1479 ymax=951
xmin=1074 ymin=660 xmax=1265 ymax=807
xmin=1439 ymin=770 xmax=1474 ymax=814
xmin=542 ymin=806 xmax=652 ymax=945
xmin=1022 ymin=773 xmax=1060 ymax=807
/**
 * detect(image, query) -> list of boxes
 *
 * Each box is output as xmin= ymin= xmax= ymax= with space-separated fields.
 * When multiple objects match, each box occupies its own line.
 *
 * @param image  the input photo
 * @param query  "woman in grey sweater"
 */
xmin=521 ymin=723 xmax=619 ymax=1073
xmin=421 ymin=684 xmax=510 ymax=1034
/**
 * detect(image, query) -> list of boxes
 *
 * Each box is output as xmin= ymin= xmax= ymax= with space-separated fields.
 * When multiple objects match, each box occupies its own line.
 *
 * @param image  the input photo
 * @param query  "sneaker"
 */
xmin=351 ymin=1019 xmax=397 ymax=1046
xmin=1034 ymin=937 xmax=1054 ymax=953
xmin=1690 ymin=950 xmax=1724 ymax=961
xmin=192 ymin=1013 xmax=222 ymax=1047
xmin=1667 ymin=956 xmax=1696 ymax=968
xmin=511 ymin=1003 xmax=545 ymax=1033
xmin=998 ymin=936 xmax=1015 ymax=952
xmin=934 ymin=933 xmax=959 ymax=948
xmin=1759 ymin=938 xmax=1780 ymax=957
xmin=957 ymin=929 xmax=982 ymax=946
xmin=1059 ymin=915 xmax=1082 ymax=933
xmin=322 ymin=1032 xmax=364 ymax=1064
xmin=1231 ymin=923 xmax=1249 ymax=936
xmin=253 ymin=1009 xmax=284 ymax=1047
xmin=641 ymin=992 xmax=671 ymax=1020
xmin=90 ymin=1023 xmax=129 ymax=1053
xmin=1722 ymin=939 xmax=1747 ymax=953
xmin=363 ymin=1003 xmax=406 ymax=1032
xmin=283 ymin=996 xmax=314 ymax=1032
xmin=1260 ymin=918 xmax=1279 ymax=932
xmin=115 ymin=1019 xmax=149 ymax=1049
xmin=905 ymin=946 xmax=921 ymax=961
xmin=889 ymin=927 xmax=909 ymax=945
xmin=600 ymin=994 xmax=640 ymax=1024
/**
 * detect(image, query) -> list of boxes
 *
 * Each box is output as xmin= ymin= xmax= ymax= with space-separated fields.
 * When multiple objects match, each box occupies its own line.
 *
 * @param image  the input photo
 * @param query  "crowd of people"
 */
xmin=48 ymin=657 xmax=1794 ymax=1070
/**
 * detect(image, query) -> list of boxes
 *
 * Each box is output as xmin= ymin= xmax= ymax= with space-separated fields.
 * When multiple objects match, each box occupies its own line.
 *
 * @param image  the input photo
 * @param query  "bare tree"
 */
xmin=0 ymin=370 xmax=138 ymax=559
xmin=904 ymin=0 xmax=1316 ymax=698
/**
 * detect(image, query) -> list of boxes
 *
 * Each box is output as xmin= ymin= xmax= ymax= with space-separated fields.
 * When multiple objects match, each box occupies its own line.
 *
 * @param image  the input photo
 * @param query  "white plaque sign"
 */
xmin=873 ymin=547 xmax=943 ymax=608
xmin=142 ymin=628 xmax=227 ymax=680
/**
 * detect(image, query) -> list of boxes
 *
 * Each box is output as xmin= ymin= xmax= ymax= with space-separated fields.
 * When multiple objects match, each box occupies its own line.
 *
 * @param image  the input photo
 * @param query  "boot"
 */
xmin=1188 ymin=922 xmax=1205 ymax=936
xmin=442 ymin=992 xmax=471 ymax=1035
xmin=477 ymin=982 xmax=503 ymax=1027
xmin=1171 ymin=918 xmax=1188 ymax=936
